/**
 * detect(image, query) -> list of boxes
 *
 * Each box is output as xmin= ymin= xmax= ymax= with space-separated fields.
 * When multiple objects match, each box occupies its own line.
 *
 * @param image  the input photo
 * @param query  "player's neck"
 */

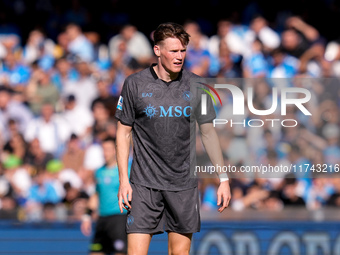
xmin=153 ymin=64 xmax=178 ymax=82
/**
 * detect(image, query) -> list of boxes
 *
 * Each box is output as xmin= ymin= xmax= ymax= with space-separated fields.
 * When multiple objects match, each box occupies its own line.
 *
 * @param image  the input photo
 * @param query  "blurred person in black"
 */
xmin=62 ymin=182 xmax=89 ymax=219
xmin=81 ymin=137 xmax=128 ymax=255
xmin=3 ymin=131 xmax=27 ymax=160
xmin=281 ymin=16 xmax=323 ymax=62
xmin=280 ymin=174 xmax=306 ymax=207
xmin=91 ymin=101 xmax=113 ymax=142
xmin=91 ymin=74 xmax=119 ymax=118
xmin=327 ymin=178 xmax=340 ymax=207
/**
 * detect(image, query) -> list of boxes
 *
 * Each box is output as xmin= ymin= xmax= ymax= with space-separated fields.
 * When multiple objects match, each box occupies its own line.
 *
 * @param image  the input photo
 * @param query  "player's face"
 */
xmin=154 ymin=37 xmax=187 ymax=74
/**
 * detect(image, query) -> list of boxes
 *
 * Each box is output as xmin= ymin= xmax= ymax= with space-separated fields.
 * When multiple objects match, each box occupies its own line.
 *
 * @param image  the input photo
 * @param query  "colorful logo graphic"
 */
xmin=197 ymin=82 xmax=223 ymax=106
xmin=144 ymin=104 xmax=158 ymax=119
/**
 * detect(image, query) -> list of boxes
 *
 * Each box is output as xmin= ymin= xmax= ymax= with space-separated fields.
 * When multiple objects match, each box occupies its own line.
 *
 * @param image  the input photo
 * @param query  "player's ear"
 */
xmin=154 ymin=45 xmax=160 ymax=57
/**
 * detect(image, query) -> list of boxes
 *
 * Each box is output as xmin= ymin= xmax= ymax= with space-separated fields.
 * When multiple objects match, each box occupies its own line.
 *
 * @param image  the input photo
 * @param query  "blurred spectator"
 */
xmin=281 ymin=16 xmax=321 ymax=61
xmin=91 ymin=100 xmax=112 ymax=142
xmin=0 ymin=195 xmax=17 ymax=219
xmin=84 ymin=31 xmax=110 ymax=71
xmin=51 ymin=57 xmax=79 ymax=92
xmin=217 ymin=39 xmax=242 ymax=78
xmin=0 ymin=86 xmax=33 ymax=141
xmin=0 ymin=52 xmax=30 ymax=91
xmin=280 ymin=175 xmax=306 ymax=207
xmin=62 ymin=95 xmax=93 ymax=140
xmin=54 ymin=32 xmax=69 ymax=59
xmin=322 ymin=123 xmax=340 ymax=166
xmin=327 ymin=178 xmax=340 ymax=207
xmin=184 ymin=21 xmax=210 ymax=77
xmin=42 ymin=202 xmax=58 ymax=222
xmin=65 ymin=23 xmax=94 ymax=62
xmin=246 ymin=16 xmax=280 ymax=51
xmin=208 ymin=19 xmax=232 ymax=58
xmin=24 ymin=138 xmax=54 ymax=174
xmin=61 ymin=134 xmax=85 ymax=173
xmin=268 ymin=47 xmax=299 ymax=78
xmin=109 ymin=24 xmax=153 ymax=65
xmin=24 ymin=103 xmax=71 ymax=158
xmin=3 ymin=155 xmax=31 ymax=204
xmin=184 ymin=20 xmax=209 ymax=50
xmin=22 ymin=29 xmax=55 ymax=69
xmin=26 ymin=68 xmax=59 ymax=115
xmin=3 ymin=132 xmax=27 ymax=160
xmin=62 ymin=181 xmax=89 ymax=218
xmin=25 ymin=171 xmax=60 ymax=221
xmin=27 ymin=171 xmax=60 ymax=205
xmin=63 ymin=60 xmax=98 ymax=110
xmin=91 ymin=74 xmax=119 ymax=118
xmin=243 ymin=38 xmax=268 ymax=77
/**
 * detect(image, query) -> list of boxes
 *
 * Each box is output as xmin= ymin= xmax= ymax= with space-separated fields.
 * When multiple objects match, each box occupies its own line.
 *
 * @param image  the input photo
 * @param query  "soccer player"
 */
xmin=115 ymin=22 xmax=231 ymax=255
xmin=81 ymin=137 xmax=128 ymax=255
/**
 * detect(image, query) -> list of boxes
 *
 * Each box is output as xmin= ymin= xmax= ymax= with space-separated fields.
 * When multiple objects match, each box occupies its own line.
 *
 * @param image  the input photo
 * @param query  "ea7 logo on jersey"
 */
xmin=117 ymin=96 xmax=123 ymax=110
xmin=142 ymin=93 xmax=153 ymax=97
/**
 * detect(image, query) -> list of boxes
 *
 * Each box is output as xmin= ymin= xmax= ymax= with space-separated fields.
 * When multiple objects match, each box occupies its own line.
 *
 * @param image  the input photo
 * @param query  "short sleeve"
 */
xmin=115 ymin=78 xmax=136 ymax=126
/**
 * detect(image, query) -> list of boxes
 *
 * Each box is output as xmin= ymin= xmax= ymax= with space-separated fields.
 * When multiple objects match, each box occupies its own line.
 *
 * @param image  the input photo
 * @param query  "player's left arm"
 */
xmin=199 ymin=122 xmax=231 ymax=213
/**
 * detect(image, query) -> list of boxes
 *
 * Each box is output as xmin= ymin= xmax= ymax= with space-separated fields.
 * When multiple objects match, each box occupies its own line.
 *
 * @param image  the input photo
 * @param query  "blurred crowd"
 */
xmin=0 ymin=3 xmax=340 ymax=221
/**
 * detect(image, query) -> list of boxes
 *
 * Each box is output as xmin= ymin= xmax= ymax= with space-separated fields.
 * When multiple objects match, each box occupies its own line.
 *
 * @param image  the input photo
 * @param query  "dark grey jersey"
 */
xmin=115 ymin=65 xmax=215 ymax=191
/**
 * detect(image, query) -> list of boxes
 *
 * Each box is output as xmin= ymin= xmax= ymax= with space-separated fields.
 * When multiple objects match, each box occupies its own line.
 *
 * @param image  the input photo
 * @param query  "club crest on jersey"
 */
xmin=182 ymin=91 xmax=193 ymax=101
xmin=117 ymin=96 xmax=123 ymax=110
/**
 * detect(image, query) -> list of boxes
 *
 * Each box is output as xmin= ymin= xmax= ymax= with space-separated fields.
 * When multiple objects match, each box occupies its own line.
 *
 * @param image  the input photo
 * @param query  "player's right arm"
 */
xmin=116 ymin=121 xmax=133 ymax=213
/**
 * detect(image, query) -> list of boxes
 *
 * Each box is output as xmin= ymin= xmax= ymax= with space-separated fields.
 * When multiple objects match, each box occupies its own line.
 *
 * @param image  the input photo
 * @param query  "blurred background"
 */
xmin=0 ymin=0 xmax=340 ymax=254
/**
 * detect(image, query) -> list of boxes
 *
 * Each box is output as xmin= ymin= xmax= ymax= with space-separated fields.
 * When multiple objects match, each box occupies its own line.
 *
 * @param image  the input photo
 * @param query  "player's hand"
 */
xmin=118 ymin=181 xmax=133 ymax=213
xmin=217 ymin=181 xmax=231 ymax=213
xmin=80 ymin=217 xmax=92 ymax=236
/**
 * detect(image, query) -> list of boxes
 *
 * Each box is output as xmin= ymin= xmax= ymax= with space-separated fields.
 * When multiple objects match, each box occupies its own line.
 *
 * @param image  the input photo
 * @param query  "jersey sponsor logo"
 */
xmin=117 ymin=96 xmax=123 ymax=110
xmin=159 ymin=106 xmax=192 ymax=117
xmin=142 ymin=92 xmax=153 ymax=97
xmin=143 ymin=104 xmax=192 ymax=118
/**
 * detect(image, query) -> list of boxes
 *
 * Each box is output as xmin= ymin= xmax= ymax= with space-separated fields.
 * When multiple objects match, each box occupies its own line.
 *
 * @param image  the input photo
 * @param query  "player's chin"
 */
xmin=171 ymin=64 xmax=183 ymax=72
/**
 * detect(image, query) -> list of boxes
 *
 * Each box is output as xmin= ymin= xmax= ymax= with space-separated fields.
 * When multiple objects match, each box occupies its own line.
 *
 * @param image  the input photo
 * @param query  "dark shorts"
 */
xmin=90 ymin=214 xmax=127 ymax=254
xmin=126 ymin=182 xmax=200 ymax=235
